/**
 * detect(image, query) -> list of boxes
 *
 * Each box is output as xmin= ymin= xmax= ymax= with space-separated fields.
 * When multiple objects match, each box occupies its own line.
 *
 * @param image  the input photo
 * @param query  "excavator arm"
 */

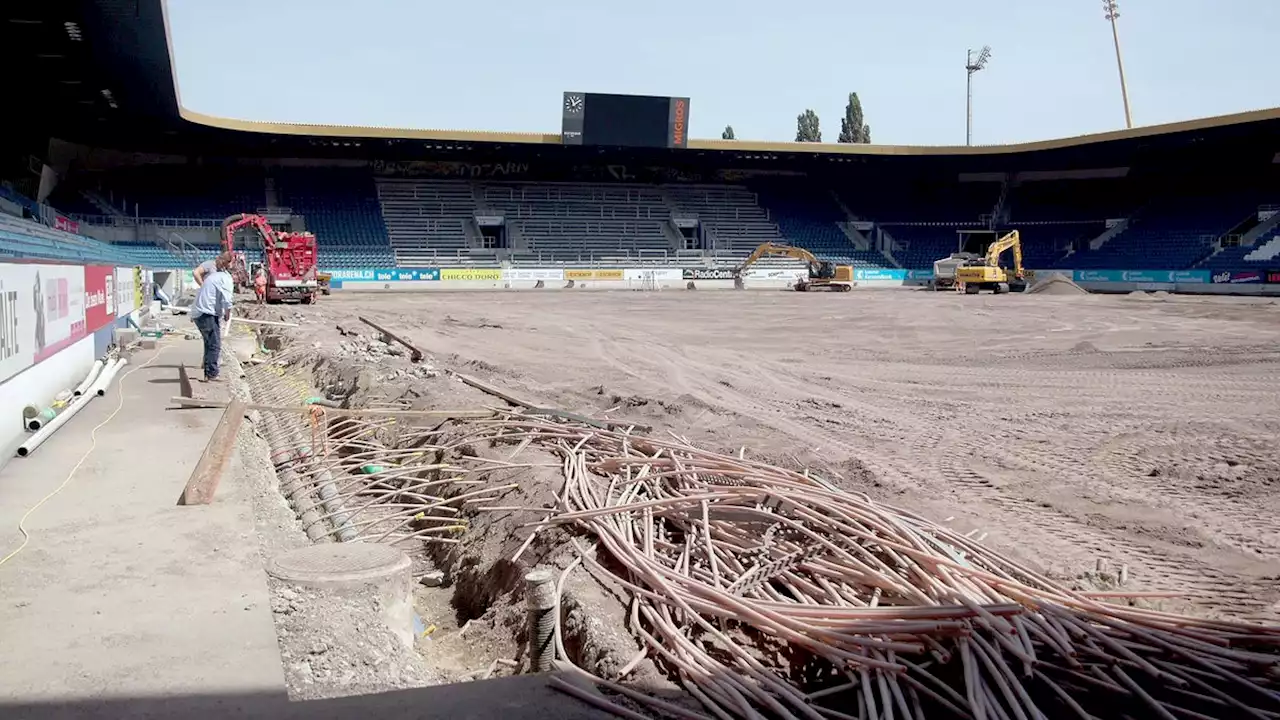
xmin=220 ymin=213 xmax=280 ymax=287
xmin=984 ymin=230 xmax=1024 ymax=279
xmin=733 ymin=242 xmax=820 ymax=276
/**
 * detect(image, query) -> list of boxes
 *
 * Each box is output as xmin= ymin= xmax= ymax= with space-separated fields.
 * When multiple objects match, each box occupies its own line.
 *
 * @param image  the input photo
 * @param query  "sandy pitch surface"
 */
xmin=312 ymin=289 xmax=1280 ymax=621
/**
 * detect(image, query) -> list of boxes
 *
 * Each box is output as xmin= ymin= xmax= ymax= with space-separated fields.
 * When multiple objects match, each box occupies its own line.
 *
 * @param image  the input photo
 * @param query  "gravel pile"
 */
xmin=1027 ymin=273 xmax=1089 ymax=295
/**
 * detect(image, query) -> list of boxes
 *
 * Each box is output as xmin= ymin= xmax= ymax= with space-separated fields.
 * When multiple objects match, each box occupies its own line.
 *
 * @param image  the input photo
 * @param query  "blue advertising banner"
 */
xmin=1074 ymin=270 xmax=1210 ymax=284
xmin=855 ymin=268 xmax=908 ymax=282
xmin=326 ymin=268 xmax=440 ymax=282
xmin=906 ymin=269 xmax=935 ymax=281
xmin=1171 ymin=270 xmax=1210 ymax=284
xmin=1074 ymin=270 xmax=1126 ymax=283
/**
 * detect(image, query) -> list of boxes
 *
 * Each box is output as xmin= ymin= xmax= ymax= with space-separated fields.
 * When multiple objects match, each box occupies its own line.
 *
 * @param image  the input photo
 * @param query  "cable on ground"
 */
xmin=0 ymin=345 xmax=169 ymax=568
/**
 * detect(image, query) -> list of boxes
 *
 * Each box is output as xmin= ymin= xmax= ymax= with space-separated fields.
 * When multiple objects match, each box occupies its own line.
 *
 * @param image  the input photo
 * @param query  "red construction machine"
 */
xmin=220 ymin=213 xmax=320 ymax=304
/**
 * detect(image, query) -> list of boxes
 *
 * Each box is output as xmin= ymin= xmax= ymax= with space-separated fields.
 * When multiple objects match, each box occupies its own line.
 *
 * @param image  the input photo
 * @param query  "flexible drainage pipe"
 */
xmin=73 ymin=360 xmax=105 ymax=397
xmin=17 ymin=358 xmax=127 ymax=457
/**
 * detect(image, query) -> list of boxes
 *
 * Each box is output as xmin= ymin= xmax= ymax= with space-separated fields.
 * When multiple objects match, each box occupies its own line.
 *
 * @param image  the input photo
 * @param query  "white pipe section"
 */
xmin=16 ymin=358 xmax=128 ymax=457
xmin=89 ymin=358 xmax=128 ymax=397
xmin=17 ymin=395 xmax=91 ymax=457
xmin=73 ymin=360 xmax=105 ymax=397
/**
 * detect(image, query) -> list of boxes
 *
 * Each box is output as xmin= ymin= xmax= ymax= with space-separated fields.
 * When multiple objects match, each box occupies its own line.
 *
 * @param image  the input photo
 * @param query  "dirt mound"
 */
xmin=1027 ymin=273 xmax=1089 ymax=295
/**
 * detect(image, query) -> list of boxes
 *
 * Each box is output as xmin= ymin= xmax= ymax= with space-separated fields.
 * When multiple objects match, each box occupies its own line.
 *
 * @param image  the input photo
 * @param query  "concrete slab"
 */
xmin=0 ymin=338 xmax=287 ymax=704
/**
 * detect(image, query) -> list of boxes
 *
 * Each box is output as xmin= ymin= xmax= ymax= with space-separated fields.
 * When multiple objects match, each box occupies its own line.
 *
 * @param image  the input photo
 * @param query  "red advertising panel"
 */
xmin=1266 ymin=270 xmax=1280 ymax=285
xmin=32 ymin=264 xmax=87 ymax=363
xmin=53 ymin=215 xmax=80 ymax=234
xmin=84 ymin=265 xmax=114 ymax=332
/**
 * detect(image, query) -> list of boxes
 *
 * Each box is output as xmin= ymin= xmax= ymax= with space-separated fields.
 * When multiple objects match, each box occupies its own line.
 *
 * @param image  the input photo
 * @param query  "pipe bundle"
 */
xmin=454 ymin=417 xmax=1280 ymax=720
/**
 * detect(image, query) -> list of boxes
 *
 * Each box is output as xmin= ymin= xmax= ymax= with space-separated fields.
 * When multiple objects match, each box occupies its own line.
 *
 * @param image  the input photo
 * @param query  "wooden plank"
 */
xmin=178 ymin=363 xmax=193 ymax=399
xmin=168 ymin=396 xmax=494 ymax=419
xmin=357 ymin=316 xmax=424 ymax=363
xmin=451 ymin=372 xmax=650 ymax=432
xmin=178 ymin=400 xmax=247 ymax=506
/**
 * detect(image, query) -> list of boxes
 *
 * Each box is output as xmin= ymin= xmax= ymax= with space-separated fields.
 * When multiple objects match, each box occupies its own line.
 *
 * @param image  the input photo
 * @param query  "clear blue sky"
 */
xmin=165 ymin=0 xmax=1279 ymax=147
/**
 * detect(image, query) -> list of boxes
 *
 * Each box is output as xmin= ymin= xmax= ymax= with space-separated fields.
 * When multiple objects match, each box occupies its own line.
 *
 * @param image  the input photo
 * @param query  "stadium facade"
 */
xmin=3 ymin=0 xmax=1279 ymax=290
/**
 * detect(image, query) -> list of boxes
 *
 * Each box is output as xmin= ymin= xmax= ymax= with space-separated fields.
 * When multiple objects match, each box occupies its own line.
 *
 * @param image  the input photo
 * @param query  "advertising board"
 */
xmin=84 ymin=265 xmax=114 ymax=332
xmin=53 ymin=215 xmax=80 ymax=234
xmin=113 ymin=267 xmax=136 ymax=317
xmin=623 ymin=268 xmax=683 ymax=282
xmin=681 ymin=267 xmax=734 ymax=281
xmin=855 ymin=268 xmax=908 ymax=282
xmin=33 ymin=264 xmax=86 ymax=362
xmin=742 ymin=267 xmax=805 ymax=281
xmin=565 ymin=269 xmax=624 ymax=281
xmin=441 ymin=268 xmax=502 ymax=281
xmin=1171 ymin=270 xmax=1210 ymax=283
xmin=506 ymin=268 xmax=565 ymax=282
xmin=1227 ymin=270 xmax=1263 ymax=284
xmin=133 ymin=267 xmax=144 ymax=310
xmin=1268 ymin=270 xmax=1280 ymax=284
xmin=1075 ymin=270 xmax=1124 ymax=283
xmin=0 ymin=263 xmax=37 ymax=383
xmin=326 ymin=268 xmax=441 ymax=282
xmin=906 ymin=269 xmax=935 ymax=281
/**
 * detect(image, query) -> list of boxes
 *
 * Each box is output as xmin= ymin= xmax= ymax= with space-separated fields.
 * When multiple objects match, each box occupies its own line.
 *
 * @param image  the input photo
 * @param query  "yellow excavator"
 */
xmin=954 ymin=230 xmax=1030 ymax=294
xmin=733 ymin=242 xmax=855 ymax=292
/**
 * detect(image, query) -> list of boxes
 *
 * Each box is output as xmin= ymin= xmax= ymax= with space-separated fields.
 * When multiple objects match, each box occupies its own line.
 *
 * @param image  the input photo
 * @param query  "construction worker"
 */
xmin=193 ymin=256 xmax=219 ymax=286
xmin=190 ymin=254 xmax=234 ymax=382
xmin=253 ymin=266 xmax=268 ymax=305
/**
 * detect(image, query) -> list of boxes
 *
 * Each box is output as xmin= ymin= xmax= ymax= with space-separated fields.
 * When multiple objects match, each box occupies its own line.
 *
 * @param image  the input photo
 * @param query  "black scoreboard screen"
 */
xmin=561 ymin=92 xmax=690 ymax=149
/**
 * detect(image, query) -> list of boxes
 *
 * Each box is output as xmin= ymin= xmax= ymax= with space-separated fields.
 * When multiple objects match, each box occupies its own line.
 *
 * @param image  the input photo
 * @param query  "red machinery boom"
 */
xmin=220 ymin=213 xmax=320 ymax=304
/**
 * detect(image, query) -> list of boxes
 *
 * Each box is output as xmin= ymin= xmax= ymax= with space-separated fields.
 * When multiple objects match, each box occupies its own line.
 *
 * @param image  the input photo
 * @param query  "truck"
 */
xmin=220 ymin=213 xmax=320 ymax=304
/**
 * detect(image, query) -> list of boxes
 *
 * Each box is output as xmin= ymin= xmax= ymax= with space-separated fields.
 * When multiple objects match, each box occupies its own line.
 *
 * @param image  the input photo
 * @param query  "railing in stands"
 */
xmin=76 ymin=215 xmax=224 ymax=228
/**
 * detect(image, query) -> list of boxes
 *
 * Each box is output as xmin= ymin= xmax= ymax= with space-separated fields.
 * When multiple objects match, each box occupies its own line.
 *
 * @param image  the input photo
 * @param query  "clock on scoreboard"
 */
xmin=561 ymin=92 xmax=690 ymax=149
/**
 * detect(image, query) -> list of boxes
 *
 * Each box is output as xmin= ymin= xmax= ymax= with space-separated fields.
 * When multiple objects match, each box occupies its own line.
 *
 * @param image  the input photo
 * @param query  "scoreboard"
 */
xmin=561 ymin=92 xmax=690 ymax=149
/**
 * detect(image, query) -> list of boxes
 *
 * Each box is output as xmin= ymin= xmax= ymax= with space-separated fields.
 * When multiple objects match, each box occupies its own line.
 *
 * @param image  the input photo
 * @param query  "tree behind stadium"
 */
xmin=722 ymin=125 xmax=735 ymax=140
xmin=838 ymin=93 xmax=872 ymax=144
xmin=795 ymin=110 xmax=821 ymax=142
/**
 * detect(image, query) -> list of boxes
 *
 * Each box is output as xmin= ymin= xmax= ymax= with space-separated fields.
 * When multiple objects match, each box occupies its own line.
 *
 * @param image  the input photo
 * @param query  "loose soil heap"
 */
xmin=1026 ymin=273 xmax=1089 ymax=295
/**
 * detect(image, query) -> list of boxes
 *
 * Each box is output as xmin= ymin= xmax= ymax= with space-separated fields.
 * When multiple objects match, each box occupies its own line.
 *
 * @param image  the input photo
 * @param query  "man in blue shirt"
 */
xmin=190 ymin=254 xmax=234 ymax=382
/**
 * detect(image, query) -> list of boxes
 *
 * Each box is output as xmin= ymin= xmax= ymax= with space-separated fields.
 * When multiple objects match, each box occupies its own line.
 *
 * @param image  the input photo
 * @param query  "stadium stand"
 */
xmin=376 ymin=178 xmax=475 ymax=262
xmin=1069 ymin=192 xmax=1261 ymax=270
xmin=753 ymin=182 xmax=893 ymax=268
xmin=0 ymin=213 xmax=145 ymax=265
xmin=278 ymin=171 xmax=394 ymax=268
xmin=664 ymin=184 xmax=783 ymax=254
xmin=839 ymin=181 xmax=1000 ymax=225
xmin=68 ymin=167 xmax=265 ymax=220
xmin=480 ymin=182 xmax=672 ymax=257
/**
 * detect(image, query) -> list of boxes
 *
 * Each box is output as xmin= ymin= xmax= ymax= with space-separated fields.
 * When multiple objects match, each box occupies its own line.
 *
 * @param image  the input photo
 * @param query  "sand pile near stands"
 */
xmin=1026 ymin=273 xmax=1089 ymax=295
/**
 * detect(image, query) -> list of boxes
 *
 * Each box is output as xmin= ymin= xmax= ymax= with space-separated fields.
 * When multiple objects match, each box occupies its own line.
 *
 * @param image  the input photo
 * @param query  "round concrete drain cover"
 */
xmin=268 ymin=542 xmax=411 ymax=588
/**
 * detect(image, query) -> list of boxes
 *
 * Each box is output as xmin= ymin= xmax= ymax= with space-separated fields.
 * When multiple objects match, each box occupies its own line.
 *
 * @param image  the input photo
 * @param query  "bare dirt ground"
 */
xmin=288 ymin=288 xmax=1280 ymax=624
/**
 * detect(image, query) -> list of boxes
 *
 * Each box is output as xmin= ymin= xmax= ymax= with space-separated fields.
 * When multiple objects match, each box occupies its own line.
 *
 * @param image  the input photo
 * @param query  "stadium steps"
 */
xmin=1245 ymin=234 xmax=1280 ymax=262
xmin=664 ymin=184 xmax=783 ymax=255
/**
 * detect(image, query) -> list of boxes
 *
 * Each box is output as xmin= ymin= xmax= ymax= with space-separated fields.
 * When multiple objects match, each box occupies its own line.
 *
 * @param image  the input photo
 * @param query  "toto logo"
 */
xmin=1211 ymin=271 xmax=1231 ymax=284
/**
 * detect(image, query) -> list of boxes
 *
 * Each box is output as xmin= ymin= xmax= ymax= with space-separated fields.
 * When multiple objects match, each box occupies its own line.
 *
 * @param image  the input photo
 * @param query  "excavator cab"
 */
xmin=809 ymin=261 xmax=838 ymax=280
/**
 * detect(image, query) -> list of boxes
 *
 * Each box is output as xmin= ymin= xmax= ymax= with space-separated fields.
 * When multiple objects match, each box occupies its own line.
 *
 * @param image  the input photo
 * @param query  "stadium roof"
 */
xmin=7 ymin=0 xmax=1280 ymax=169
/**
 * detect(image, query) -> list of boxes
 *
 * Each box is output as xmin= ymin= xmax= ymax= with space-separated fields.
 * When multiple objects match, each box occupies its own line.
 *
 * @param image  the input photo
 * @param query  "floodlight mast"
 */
xmin=965 ymin=46 xmax=992 ymax=146
xmin=1103 ymin=0 xmax=1134 ymax=128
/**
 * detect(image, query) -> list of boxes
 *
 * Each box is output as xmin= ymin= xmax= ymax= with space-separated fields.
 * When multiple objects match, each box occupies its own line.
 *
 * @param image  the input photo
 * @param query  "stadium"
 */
xmin=1 ymin=1 xmax=1279 ymax=719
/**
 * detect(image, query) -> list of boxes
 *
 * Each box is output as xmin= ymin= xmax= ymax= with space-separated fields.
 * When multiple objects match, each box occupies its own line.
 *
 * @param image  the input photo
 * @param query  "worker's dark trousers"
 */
xmin=193 ymin=314 xmax=222 ymax=379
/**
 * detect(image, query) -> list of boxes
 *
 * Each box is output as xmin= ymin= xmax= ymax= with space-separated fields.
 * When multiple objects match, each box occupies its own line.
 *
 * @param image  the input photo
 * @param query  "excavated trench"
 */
xmin=243 ymin=324 xmax=667 ymax=687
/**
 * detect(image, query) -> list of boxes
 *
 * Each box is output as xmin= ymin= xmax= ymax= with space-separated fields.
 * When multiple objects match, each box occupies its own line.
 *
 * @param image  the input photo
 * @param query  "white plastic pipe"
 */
xmin=16 ymin=394 xmax=92 ymax=457
xmin=16 ymin=358 xmax=128 ymax=457
xmin=89 ymin=358 xmax=128 ymax=397
xmin=72 ymin=360 xmax=105 ymax=397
